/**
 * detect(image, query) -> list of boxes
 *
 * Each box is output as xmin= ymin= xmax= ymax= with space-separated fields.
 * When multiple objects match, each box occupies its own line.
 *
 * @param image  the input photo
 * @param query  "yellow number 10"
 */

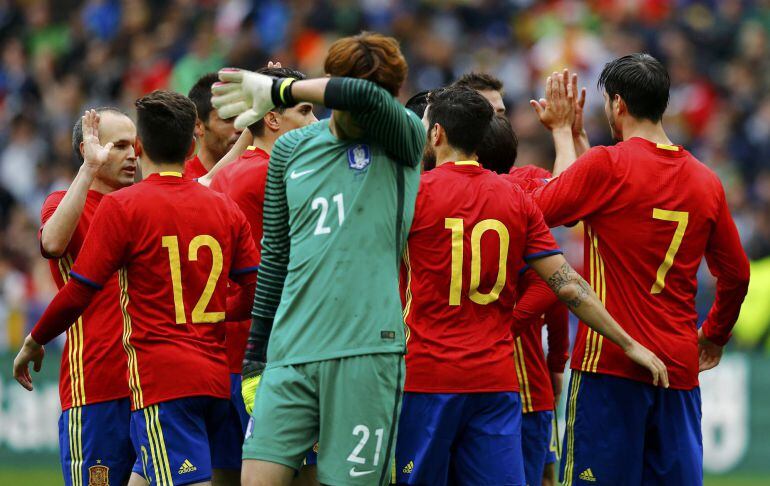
xmin=650 ymin=209 xmax=689 ymax=294
xmin=445 ymin=218 xmax=510 ymax=306
xmin=161 ymin=235 xmax=225 ymax=324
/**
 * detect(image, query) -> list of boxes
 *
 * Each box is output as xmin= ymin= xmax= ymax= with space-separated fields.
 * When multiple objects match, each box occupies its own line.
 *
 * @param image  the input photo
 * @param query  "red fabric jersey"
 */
xmin=534 ymin=138 xmax=750 ymax=389
xmin=40 ymin=191 xmax=129 ymax=411
xmin=402 ymin=161 xmax=562 ymax=393
xmin=183 ymin=155 xmax=208 ymax=179
xmin=512 ymin=267 xmax=569 ymax=413
xmin=209 ymin=146 xmax=269 ymax=373
xmin=68 ymin=172 xmax=259 ymax=409
xmin=501 ymin=165 xmax=552 ymax=193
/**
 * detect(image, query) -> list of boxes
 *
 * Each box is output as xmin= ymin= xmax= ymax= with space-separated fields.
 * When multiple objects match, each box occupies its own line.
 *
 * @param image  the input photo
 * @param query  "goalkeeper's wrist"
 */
xmin=242 ymin=360 xmax=266 ymax=380
xmin=270 ymin=78 xmax=298 ymax=108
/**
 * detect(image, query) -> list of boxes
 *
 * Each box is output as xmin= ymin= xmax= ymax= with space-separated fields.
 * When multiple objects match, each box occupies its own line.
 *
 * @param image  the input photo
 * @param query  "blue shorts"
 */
xmin=395 ymin=392 xmax=524 ymax=486
xmin=58 ymin=398 xmax=134 ymax=486
xmin=209 ymin=373 xmax=250 ymax=470
xmin=521 ymin=410 xmax=554 ymax=485
xmin=560 ymin=371 xmax=702 ymax=486
xmin=130 ymin=396 xmax=231 ymax=485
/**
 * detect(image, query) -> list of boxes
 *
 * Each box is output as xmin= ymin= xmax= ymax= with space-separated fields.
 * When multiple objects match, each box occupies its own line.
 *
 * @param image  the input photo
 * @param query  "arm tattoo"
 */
xmin=547 ymin=263 xmax=592 ymax=309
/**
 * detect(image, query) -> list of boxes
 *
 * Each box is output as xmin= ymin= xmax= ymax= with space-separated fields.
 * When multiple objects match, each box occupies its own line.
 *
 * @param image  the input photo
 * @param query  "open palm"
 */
xmin=82 ymin=109 xmax=113 ymax=170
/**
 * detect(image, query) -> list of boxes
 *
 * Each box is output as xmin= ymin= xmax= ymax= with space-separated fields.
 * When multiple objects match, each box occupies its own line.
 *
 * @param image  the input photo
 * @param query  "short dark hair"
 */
xmin=426 ymin=86 xmax=494 ymax=155
xmin=598 ymin=53 xmax=670 ymax=122
xmin=135 ymin=90 xmax=197 ymax=164
xmin=453 ymin=72 xmax=504 ymax=93
xmin=249 ymin=66 xmax=306 ymax=136
xmin=405 ymin=90 xmax=430 ymax=119
xmin=188 ymin=72 xmax=220 ymax=124
xmin=71 ymin=107 xmax=129 ymax=162
xmin=477 ymin=115 xmax=518 ymax=174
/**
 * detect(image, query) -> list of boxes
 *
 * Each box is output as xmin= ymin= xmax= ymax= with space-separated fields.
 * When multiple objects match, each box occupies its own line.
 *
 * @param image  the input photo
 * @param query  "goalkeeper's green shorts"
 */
xmin=242 ymin=353 xmax=404 ymax=486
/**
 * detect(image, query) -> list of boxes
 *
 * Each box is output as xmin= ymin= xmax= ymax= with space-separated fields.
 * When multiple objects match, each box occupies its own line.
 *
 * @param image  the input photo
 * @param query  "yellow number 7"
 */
xmin=651 ymin=209 xmax=689 ymax=294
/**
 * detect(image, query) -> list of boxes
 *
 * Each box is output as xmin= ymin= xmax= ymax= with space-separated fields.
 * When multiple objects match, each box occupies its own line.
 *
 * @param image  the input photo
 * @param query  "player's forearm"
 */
xmin=701 ymin=276 xmax=750 ymax=346
xmin=226 ymin=277 xmax=257 ymax=322
xmin=551 ymin=126 xmax=578 ymax=177
xmin=573 ymin=130 xmax=590 ymax=157
xmin=242 ymin=315 xmax=272 ymax=378
xmin=30 ymin=279 xmax=96 ymax=345
xmin=41 ymin=165 xmax=98 ymax=257
xmin=545 ymin=303 xmax=570 ymax=372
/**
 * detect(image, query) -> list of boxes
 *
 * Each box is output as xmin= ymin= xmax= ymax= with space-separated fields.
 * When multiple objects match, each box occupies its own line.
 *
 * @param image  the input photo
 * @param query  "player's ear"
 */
xmin=432 ymin=123 xmax=442 ymax=146
xmin=614 ymin=94 xmax=626 ymax=116
xmin=79 ymin=141 xmax=86 ymax=160
xmin=264 ymin=111 xmax=280 ymax=132
xmin=134 ymin=139 xmax=143 ymax=158
xmin=194 ymin=118 xmax=204 ymax=139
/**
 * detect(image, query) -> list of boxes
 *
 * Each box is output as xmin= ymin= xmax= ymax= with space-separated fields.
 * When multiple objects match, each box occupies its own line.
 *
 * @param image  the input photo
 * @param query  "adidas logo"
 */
xmin=402 ymin=461 xmax=414 ymax=474
xmin=579 ymin=468 xmax=596 ymax=482
xmin=178 ymin=459 xmax=197 ymax=474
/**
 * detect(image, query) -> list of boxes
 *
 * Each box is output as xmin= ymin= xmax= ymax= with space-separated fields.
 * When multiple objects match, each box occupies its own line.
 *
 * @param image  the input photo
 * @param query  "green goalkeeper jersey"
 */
xmin=252 ymin=78 xmax=424 ymax=368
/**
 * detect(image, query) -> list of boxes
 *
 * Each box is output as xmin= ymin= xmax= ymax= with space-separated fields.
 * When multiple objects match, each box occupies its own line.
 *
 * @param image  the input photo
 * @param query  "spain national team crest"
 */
xmin=347 ymin=144 xmax=371 ymax=171
xmin=88 ymin=464 xmax=109 ymax=486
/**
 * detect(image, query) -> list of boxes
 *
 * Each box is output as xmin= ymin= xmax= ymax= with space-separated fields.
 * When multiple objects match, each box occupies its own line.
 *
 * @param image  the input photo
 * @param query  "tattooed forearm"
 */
xmin=547 ymin=263 xmax=592 ymax=309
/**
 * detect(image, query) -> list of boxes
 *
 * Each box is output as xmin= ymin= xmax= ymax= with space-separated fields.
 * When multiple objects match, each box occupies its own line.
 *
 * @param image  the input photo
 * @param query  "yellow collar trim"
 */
xmin=247 ymin=146 xmax=257 ymax=151
xmin=454 ymin=160 xmax=480 ymax=166
xmin=159 ymin=171 xmax=183 ymax=177
xmin=656 ymin=143 xmax=680 ymax=151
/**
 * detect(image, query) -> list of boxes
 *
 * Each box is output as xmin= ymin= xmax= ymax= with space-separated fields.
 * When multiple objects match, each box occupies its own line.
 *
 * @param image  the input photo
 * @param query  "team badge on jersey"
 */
xmin=347 ymin=144 xmax=371 ymax=171
xmin=88 ymin=464 xmax=109 ymax=486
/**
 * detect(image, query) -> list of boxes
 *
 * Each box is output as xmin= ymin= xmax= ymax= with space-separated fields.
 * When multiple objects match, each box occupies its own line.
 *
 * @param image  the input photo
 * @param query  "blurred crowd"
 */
xmin=0 ymin=0 xmax=767 ymax=352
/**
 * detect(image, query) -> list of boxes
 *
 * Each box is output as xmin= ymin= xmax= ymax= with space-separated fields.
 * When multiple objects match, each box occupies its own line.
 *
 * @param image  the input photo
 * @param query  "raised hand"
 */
xmin=530 ymin=69 xmax=575 ymax=131
xmin=81 ymin=109 xmax=113 ymax=171
xmin=623 ymin=340 xmax=669 ymax=388
xmin=570 ymin=72 xmax=587 ymax=137
xmin=212 ymin=68 xmax=276 ymax=130
xmin=697 ymin=328 xmax=723 ymax=372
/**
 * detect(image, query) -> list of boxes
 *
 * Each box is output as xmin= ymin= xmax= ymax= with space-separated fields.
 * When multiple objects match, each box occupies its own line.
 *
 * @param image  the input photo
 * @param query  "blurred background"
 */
xmin=0 ymin=0 xmax=767 ymax=484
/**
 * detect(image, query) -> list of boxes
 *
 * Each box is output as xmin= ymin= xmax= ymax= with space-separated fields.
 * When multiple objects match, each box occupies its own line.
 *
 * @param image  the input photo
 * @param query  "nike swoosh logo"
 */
xmin=349 ymin=468 xmax=375 ymax=477
xmin=290 ymin=169 xmax=315 ymax=179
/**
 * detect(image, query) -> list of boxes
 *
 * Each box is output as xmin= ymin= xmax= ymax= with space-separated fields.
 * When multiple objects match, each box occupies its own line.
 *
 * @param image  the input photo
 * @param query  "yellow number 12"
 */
xmin=161 ymin=235 xmax=224 ymax=324
xmin=650 ymin=209 xmax=689 ymax=294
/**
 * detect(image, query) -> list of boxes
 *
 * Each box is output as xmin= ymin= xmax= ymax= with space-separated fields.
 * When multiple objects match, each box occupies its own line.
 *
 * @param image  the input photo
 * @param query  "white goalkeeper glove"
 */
xmin=211 ymin=68 xmax=298 ymax=130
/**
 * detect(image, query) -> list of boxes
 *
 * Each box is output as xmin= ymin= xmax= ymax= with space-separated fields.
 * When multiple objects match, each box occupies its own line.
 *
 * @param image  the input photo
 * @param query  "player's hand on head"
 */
xmin=697 ymin=328 xmax=723 ymax=372
xmin=82 ymin=109 xmax=113 ymax=171
xmin=624 ymin=340 xmax=669 ymax=388
xmin=13 ymin=334 xmax=45 ymax=391
xmin=212 ymin=68 xmax=276 ymax=130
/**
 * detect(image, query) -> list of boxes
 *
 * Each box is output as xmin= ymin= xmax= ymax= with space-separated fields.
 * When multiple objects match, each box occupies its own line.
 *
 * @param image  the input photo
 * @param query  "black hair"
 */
xmin=426 ymin=86 xmax=494 ymax=155
xmin=71 ymin=107 xmax=130 ymax=162
xmin=452 ymin=72 xmax=504 ymax=92
xmin=598 ymin=53 xmax=670 ymax=122
xmin=405 ymin=90 xmax=430 ymax=119
xmin=188 ymin=72 xmax=220 ymax=124
xmin=135 ymin=91 xmax=197 ymax=164
xmin=477 ymin=115 xmax=518 ymax=174
xmin=249 ymin=66 xmax=306 ymax=136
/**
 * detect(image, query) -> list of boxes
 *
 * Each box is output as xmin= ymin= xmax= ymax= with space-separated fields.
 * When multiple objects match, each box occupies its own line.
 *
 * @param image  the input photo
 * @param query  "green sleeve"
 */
xmin=324 ymin=77 xmax=425 ymax=167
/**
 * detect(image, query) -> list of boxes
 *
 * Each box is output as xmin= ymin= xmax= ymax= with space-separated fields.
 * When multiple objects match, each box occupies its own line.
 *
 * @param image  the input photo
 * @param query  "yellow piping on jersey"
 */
xmin=582 ymin=227 xmax=605 ymax=373
xmin=119 ymin=268 xmax=144 ymax=409
xmin=402 ymin=247 xmax=413 ymax=346
xmin=59 ymin=255 xmax=86 ymax=408
xmin=514 ymin=338 xmax=533 ymax=412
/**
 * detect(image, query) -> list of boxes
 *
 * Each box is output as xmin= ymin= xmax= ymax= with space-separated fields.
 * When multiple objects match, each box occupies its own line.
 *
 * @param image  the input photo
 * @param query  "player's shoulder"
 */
xmin=509 ymin=165 xmax=552 ymax=180
xmin=273 ymin=121 xmax=326 ymax=157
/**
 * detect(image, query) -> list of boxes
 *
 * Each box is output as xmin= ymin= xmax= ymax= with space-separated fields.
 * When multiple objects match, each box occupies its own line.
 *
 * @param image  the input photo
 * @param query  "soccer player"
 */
xmin=14 ymin=90 xmax=259 ymax=486
xmin=208 ymin=65 xmax=316 ymax=480
xmin=184 ymin=72 xmax=244 ymax=178
xmin=39 ymin=108 xmax=136 ymax=486
xmin=532 ymin=54 xmax=751 ymax=485
xmin=395 ymin=86 xmax=667 ymax=486
xmin=211 ymin=32 xmax=424 ymax=486
xmin=477 ymin=114 xmax=570 ymax=486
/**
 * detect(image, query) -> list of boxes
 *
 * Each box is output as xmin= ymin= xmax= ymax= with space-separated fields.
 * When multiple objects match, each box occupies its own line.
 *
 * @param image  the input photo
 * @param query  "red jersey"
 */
xmin=67 ymin=172 xmax=259 ymax=409
xmin=502 ymin=165 xmax=551 ymax=193
xmin=534 ymin=138 xmax=750 ymax=389
xmin=40 ymin=191 xmax=129 ymax=411
xmin=183 ymin=155 xmax=208 ymax=179
xmin=209 ymin=146 xmax=269 ymax=373
xmin=403 ymin=161 xmax=562 ymax=393
xmin=512 ymin=267 xmax=569 ymax=413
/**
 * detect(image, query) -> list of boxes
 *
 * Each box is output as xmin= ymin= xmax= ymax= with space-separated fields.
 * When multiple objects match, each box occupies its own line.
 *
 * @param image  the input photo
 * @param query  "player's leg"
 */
xmin=316 ymin=353 xmax=404 ymax=486
xmin=451 ymin=392 xmax=524 ymax=485
xmin=129 ymin=397 xmax=217 ymax=486
xmin=209 ymin=373 xmax=251 ymax=486
xmin=541 ymin=412 xmax=559 ymax=486
xmin=520 ymin=410 xmax=553 ymax=486
xmin=58 ymin=398 xmax=135 ymax=486
xmin=395 ymin=392 xmax=464 ymax=485
xmin=560 ymin=371 xmax=650 ymax=485
xmin=241 ymin=363 xmax=320 ymax=486
xmin=642 ymin=386 xmax=703 ymax=485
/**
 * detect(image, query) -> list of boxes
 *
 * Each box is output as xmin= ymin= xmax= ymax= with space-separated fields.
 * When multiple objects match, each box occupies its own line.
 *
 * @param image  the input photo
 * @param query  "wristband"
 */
xmin=270 ymin=77 xmax=297 ymax=108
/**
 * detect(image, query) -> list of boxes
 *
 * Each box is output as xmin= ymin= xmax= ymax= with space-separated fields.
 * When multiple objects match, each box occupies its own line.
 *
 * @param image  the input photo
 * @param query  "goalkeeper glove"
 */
xmin=211 ymin=68 xmax=298 ymax=130
xmin=241 ymin=373 xmax=262 ymax=415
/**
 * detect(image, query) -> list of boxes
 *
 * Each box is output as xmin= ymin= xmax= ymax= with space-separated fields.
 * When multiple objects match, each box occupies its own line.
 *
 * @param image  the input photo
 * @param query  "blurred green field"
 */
xmin=0 ymin=469 xmax=768 ymax=485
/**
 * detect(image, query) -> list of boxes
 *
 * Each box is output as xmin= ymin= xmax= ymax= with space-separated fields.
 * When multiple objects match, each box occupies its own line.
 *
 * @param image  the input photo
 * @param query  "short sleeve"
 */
xmin=532 ymin=146 xmax=619 ymax=227
xmin=38 ymin=191 xmax=67 ymax=258
xmin=69 ymin=196 xmax=130 ymax=288
xmin=522 ymin=193 xmax=562 ymax=262
xmin=229 ymin=202 xmax=259 ymax=278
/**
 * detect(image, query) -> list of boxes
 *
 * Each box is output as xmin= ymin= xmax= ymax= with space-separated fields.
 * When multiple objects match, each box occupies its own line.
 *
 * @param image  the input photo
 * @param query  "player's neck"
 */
xmin=621 ymin=119 xmax=672 ymax=146
xmin=141 ymin=159 xmax=185 ymax=177
xmin=89 ymin=178 xmax=118 ymax=195
xmin=251 ymin=134 xmax=274 ymax=155
xmin=196 ymin=146 xmax=218 ymax=171
xmin=434 ymin=147 xmax=476 ymax=168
